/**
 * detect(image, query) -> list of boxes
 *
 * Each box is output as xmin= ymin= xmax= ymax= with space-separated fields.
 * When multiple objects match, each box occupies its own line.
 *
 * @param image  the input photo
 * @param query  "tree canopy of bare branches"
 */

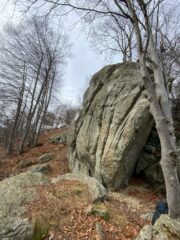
xmin=0 ymin=16 xmax=71 ymax=153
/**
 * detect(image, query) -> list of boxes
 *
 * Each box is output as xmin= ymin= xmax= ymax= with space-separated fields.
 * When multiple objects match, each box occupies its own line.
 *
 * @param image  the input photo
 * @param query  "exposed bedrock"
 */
xmin=67 ymin=62 xmax=154 ymax=190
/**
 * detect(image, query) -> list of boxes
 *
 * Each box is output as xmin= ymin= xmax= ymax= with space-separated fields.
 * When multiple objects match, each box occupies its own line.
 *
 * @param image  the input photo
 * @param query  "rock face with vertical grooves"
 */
xmin=67 ymin=62 xmax=153 ymax=190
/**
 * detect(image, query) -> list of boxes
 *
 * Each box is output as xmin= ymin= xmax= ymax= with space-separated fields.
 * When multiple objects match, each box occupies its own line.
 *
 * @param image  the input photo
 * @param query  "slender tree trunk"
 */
xmin=29 ymin=103 xmax=43 ymax=146
xmin=29 ymin=87 xmax=47 ymax=147
xmin=33 ymin=106 xmax=46 ymax=147
xmin=6 ymin=95 xmax=23 ymax=153
xmin=33 ymin=73 xmax=54 ymax=146
xmin=18 ymin=59 xmax=48 ymax=153
xmin=6 ymin=65 xmax=26 ymax=154
xmin=126 ymin=0 xmax=180 ymax=218
xmin=148 ymin=34 xmax=180 ymax=218
xmin=157 ymin=117 xmax=180 ymax=218
xmin=127 ymin=37 xmax=132 ymax=61
xmin=139 ymin=55 xmax=180 ymax=219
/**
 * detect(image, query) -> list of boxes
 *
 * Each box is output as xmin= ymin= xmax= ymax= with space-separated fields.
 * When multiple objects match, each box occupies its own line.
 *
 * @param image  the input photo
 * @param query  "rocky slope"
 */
xmin=0 ymin=122 xmax=180 ymax=239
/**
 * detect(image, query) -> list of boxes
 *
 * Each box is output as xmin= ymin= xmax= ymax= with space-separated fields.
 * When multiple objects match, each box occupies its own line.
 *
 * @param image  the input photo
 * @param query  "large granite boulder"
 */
xmin=0 ymin=172 xmax=50 ymax=240
xmin=67 ymin=62 xmax=153 ymax=190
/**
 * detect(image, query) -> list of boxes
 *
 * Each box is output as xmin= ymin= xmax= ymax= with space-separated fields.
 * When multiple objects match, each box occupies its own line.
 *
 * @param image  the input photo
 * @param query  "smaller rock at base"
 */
xmin=141 ymin=213 xmax=153 ymax=222
xmin=17 ymin=160 xmax=34 ymax=169
xmin=136 ymin=225 xmax=153 ymax=240
xmin=153 ymin=214 xmax=180 ymax=239
xmin=85 ymin=204 xmax=110 ymax=221
xmin=96 ymin=222 xmax=105 ymax=240
xmin=38 ymin=153 xmax=55 ymax=163
xmin=58 ymin=144 xmax=64 ymax=149
xmin=136 ymin=215 xmax=180 ymax=240
xmin=52 ymin=173 xmax=107 ymax=202
xmin=28 ymin=164 xmax=51 ymax=175
xmin=49 ymin=132 xmax=67 ymax=144
xmin=85 ymin=205 xmax=94 ymax=215
xmin=0 ymin=217 xmax=33 ymax=240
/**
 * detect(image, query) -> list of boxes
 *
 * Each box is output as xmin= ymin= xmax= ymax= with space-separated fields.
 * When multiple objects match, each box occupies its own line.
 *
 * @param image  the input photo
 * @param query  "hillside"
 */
xmin=0 ymin=128 xmax=165 ymax=240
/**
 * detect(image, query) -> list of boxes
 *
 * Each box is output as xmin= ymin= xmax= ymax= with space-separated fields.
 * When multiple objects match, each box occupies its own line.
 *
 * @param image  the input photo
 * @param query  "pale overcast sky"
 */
xmin=0 ymin=0 xmax=118 ymax=107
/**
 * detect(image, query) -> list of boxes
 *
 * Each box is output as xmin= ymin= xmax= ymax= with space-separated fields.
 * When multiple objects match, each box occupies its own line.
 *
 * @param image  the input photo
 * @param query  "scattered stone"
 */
xmin=17 ymin=160 xmax=34 ymax=169
xmin=85 ymin=205 xmax=94 ymax=215
xmin=136 ymin=215 xmax=180 ymax=240
xmin=28 ymin=163 xmax=51 ymax=175
xmin=136 ymin=225 xmax=153 ymax=240
xmin=0 ymin=172 xmax=50 ymax=240
xmin=85 ymin=204 xmax=110 ymax=220
xmin=38 ymin=153 xmax=55 ymax=163
xmin=153 ymin=214 xmax=180 ymax=239
xmin=140 ymin=213 xmax=153 ymax=222
xmin=0 ymin=218 xmax=33 ymax=240
xmin=96 ymin=222 xmax=105 ymax=240
xmin=58 ymin=143 xmax=64 ymax=149
xmin=49 ymin=131 xmax=67 ymax=144
xmin=52 ymin=173 xmax=107 ymax=202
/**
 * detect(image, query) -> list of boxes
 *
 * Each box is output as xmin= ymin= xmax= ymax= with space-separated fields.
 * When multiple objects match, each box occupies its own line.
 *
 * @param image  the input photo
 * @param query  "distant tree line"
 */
xmin=43 ymin=104 xmax=80 ymax=128
xmin=0 ymin=16 xmax=71 ymax=154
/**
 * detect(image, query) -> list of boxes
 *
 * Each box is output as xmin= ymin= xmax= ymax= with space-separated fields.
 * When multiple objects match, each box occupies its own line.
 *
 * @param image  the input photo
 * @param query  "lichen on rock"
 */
xmin=67 ymin=62 xmax=153 ymax=190
xmin=0 ymin=172 xmax=50 ymax=240
xmin=136 ymin=214 xmax=180 ymax=240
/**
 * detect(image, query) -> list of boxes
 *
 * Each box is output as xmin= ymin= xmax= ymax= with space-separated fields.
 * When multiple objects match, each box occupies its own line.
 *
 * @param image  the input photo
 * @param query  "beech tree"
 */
xmin=90 ymin=17 xmax=136 ymax=62
xmin=16 ymin=0 xmax=180 ymax=219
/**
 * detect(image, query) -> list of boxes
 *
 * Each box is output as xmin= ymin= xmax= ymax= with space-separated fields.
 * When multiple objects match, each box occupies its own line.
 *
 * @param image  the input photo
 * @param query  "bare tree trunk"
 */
xmin=128 ymin=37 xmax=132 ymax=61
xmin=29 ymin=84 xmax=47 ymax=147
xmin=6 ymin=95 xmax=23 ymax=153
xmin=6 ymin=64 xmax=26 ymax=154
xmin=139 ymin=55 xmax=180 ymax=218
xmin=148 ymin=33 xmax=180 ymax=218
xmin=33 ymin=104 xmax=47 ymax=147
xmin=18 ymin=57 xmax=46 ymax=153
xmin=0 ymin=17 xmax=67 ymax=155
xmin=32 ymin=73 xmax=54 ymax=146
xmin=127 ymin=0 xmax=180 ymax=218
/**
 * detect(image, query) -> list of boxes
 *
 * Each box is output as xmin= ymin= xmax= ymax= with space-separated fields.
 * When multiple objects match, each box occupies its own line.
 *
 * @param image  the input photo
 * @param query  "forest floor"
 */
xmin=0 ymin=128 xmax=165 ymax=240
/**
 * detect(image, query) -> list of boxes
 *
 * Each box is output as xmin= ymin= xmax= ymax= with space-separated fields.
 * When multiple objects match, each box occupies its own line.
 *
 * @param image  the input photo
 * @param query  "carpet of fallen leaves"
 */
xmin=0 ymin=128 xmax=165 ymax=240
xmin=26 ymin=179 xmax=153 ymax=240
xmin=0 ymin=128 xmax=69 ymax=180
